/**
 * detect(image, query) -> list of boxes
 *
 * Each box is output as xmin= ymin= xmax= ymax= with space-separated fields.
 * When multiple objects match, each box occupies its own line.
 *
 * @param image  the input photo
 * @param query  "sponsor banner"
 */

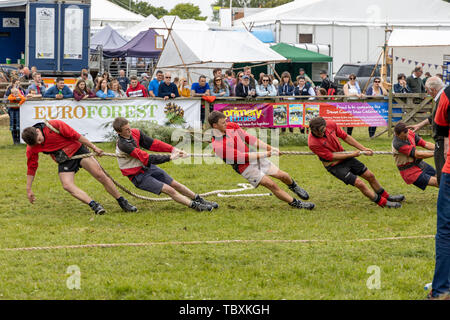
xmin=20 ymin=99 xmax=201 ymax=142
xmin=214 ymin=101 xmax=395 ymax=128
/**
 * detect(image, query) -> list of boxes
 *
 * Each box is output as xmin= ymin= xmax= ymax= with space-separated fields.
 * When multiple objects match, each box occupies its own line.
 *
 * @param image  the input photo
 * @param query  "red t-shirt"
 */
xmin=308 ymin=120 xmax=348 ymax=166
xmin=434 ymin=86 xmax=450 ymax=174
xmin=392 ymin=129 xmax=427 ymax=184
xmin=26 ymin=120 xmax=82 ymax=176
xmin=211 ymin=122 xmax=258 ymax=174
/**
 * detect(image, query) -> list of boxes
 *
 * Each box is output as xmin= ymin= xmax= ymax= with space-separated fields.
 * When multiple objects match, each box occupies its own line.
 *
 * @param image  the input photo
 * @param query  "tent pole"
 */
xmin=269 ymin=63 xmax=281 ymax=82
xmin=362 ymin=50 xmax=383 ymax=94
xmin=162 ymin=18 xmax=192 ymax=84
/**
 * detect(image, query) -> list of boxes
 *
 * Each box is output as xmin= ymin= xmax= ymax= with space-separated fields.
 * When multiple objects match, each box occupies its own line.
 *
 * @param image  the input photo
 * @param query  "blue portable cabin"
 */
xmin=0 ymin=0 xmax=90 ymax=75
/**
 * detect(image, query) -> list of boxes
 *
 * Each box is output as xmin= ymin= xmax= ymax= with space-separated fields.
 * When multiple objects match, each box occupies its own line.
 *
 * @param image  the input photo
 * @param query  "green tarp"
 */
xmin=270 ymin=43 xmax=332 ymax=63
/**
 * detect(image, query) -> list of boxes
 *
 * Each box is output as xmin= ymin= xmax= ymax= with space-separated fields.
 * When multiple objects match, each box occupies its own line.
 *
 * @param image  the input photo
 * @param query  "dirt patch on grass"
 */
xmin=0 ymin=114 xmax=9 ymax=127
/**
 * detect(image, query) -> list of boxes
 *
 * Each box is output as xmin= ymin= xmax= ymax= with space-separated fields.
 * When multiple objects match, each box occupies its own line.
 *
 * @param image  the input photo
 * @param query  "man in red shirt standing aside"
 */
xmin=308 ymin=117 xmax=404 ymax=208
xmin=208 ymin=110 xmax=315 ymax=210
xmin=429 ymin=85 xmax=450 ymax=300
xmin=22 ymin=120 xmax=137 ymax=215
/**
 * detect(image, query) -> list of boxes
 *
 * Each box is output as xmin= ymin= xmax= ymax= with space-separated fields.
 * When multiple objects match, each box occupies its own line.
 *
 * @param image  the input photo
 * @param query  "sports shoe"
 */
xmin=190 ymin=201 xmax=213 ymax=212
xmin=387 ymin=194 xmax=405 ymax=202
xmin=385 ymin=200 xmax=402 ymax=209
xmin=289 ymin=199 xmax=315 ymax=210
xmin=118 ymin=197 xmax=138 ymax=212
xmin=426 ymin=290 xmax=450 ymax=300
xmin=288 ymin=181 xmax=310 ymax=200
xmin=91 ymin=202 xmax=106 ymax=215
xmin=194 ymin=195 xmax=219 ymax=209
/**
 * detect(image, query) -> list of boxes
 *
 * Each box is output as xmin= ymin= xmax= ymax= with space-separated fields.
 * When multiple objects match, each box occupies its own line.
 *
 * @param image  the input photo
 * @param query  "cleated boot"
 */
xmin=385 ymin=200 xmax=402 ymax=209
xmin=387 ymin=194 xmax=405 ymax=202
xmin=91 ymin=202 xmax=106 ymax=215
xmin=289 ymin=199 xmax=315 ymax=210
xmin=118 ymin=197 xmax=138 ymax=212
xmin=288 ymin=180 xmax=310 ymax=200
xmin=190 ymin=201 xmax=213 ymax=212
xmin=194 ymin=195 xmax=219 ymax=209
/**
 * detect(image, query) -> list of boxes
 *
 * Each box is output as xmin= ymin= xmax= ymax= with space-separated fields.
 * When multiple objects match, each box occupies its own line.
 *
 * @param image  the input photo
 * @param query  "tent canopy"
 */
xmin=120 ymin=14 xmax=157 ymax=40
xmin=0 ymin=0 xmax=27 ymax=8
xmin=388 ymin=29 xmax=450 ymax=47
xmin=103 ymin=29 xmax=162 ymax=58
xmin=90 ymin=25 xmax=127 ymax=50
xmin=91 ymin=0 xmax=144 ymax=22
xmin=238 ymin=0 xmax=450 ymax=26
xmin=270 ymin=43 xmax=332 ymax=62
xmin=146 ymin=15 xmax=209 ymax=38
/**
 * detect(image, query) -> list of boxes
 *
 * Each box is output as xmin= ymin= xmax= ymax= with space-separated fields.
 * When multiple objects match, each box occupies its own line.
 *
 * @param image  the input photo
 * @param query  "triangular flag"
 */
xmin=415 ymin=61 xmax=419 ymax=65
xmin=395 ymin=56 xmax=399 ymax=61
xmin=428 ymin=64 xmax=432 ymax=68
xmin=435 ymin=65 xmax=439 ymax=69
xmin=421 ymin=63 xmax=425 ymax=67
xmin=408 ymin=60 xmax=412 ymax=64
xmin=402 ymin=58 xmax=405 ymax=63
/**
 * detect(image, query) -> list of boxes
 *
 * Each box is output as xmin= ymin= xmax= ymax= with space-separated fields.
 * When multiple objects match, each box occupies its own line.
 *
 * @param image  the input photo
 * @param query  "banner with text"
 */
xmin=214 ymin=102 xmax=395 ymax=128
xmin=20 ymin=99 xmax=201 ymax=142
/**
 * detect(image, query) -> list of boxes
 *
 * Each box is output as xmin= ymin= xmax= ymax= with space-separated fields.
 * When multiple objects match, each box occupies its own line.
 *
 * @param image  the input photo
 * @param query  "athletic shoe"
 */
xmin=194 ymin=195 xmax=219 ymax=209
xmin=91 ymin=202 xmax=106 ymax=215
xmin=426 ymin=290 xmax=450 ymax=300
xmin=289 ymin=199 xmax=315 ymax=210
xmin=118 ymin=198 xmax=138 ymax=212
xmin=190 ymin=201 xmax=213 ymax=212
xmin=387 ymin=194 xmax=405 ymax=202
xmin=385 ymin=200 xmax=402 ymax=209
xmin=288 ymin=180 xmax=310 ymax=200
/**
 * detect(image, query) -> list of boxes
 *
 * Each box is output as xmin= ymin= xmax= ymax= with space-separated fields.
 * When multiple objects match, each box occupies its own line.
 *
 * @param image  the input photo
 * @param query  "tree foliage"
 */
xmin=212 ymin=0 xmax=294 ymax=8
xmin=108 ymin=0 xmax=168 ymax=18
xmin=169 ymin=3 xmax=207 ymax=21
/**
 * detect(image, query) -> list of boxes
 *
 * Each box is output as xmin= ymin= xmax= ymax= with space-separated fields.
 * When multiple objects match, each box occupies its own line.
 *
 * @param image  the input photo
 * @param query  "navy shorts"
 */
xmin=413 ymin=162 xmax=436 ymax=190
xmin=58 ymin=145 xmax=90 ymax=174
xmin=131 ymin=164 xmax=174 ymax=195
xmin=327 ymin=158 xmax=368 ymax=186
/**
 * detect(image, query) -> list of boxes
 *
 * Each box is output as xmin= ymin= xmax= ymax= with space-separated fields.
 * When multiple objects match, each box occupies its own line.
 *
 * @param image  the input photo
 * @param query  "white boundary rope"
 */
xmin=0 ymin=235 xmax=434 ymax=252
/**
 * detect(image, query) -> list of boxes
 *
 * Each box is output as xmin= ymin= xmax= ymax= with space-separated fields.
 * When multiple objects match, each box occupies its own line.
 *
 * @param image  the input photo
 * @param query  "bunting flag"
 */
xmin=402 ymin=58 xmax=405 ymax=63
xmin=421 ymin=63 xmax=425 ymax=67
xmin=415 ymin=61 xmax=419 ymax=65
xmin=408 ymin=60 xmax=412 ymax=64
xmin=395 ymin=56 xmax=399 ymax=61
xmin=435 ymin=65 xmax=439 ymax=69
xmin=428 ymin=64 xmax=432 ymax=68
xmin=395 ymin=56 xmax=442 ymax=70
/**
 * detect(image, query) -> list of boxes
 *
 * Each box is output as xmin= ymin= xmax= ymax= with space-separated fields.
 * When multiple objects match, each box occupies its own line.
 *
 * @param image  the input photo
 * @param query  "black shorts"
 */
xmin=58 ymin=145 xmax=90 ymax=174
xmin=413 ymin=162 xmax=436 ymax=190
xmin=131 ymin=164 xmax=174 ymax=195
xmin=327 ymin=158 xmax=368 ymax=186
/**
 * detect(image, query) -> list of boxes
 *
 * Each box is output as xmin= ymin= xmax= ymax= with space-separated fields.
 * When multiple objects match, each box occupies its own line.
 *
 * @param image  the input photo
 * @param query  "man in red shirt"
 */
xmin=22 ymin=120 xmax=137 ymax=215
xmin=308 ymin=117 xmax=404 ymax=208
xmin=429 ymin=85 xmax=450 ymax=299
xmin=126 ymin=75 xmax=148 ymax=98
xmin=113 ymin=117 xmax=218 ymax=212
xmin=392 ymin=122 xmax=437 ymax=190
xmin=208 ymin=110 xmax=314 ymax=210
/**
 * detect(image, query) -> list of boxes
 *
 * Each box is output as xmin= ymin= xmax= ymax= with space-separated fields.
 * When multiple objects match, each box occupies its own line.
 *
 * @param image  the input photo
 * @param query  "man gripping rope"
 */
xmin=308 ymin=117 xmax=405 ymax=209
xmin=208 ymin=110 xmax=314 ymax=210
xmin=113 ymin=117 xmax=218 ymax=212
xmin=22 ymin=120 xmax=137 ymax=215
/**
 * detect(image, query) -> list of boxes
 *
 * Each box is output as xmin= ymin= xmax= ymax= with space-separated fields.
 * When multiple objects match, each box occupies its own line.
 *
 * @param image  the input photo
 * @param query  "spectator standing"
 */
xmin=423 ymin=72 xmax=432 ymax=86
xmin=73 ymin=79 xmax=96 ymax=101
xmin=278 ymin=71 xmax=295 ymax=96
xmin=210 ymin=77 xmax=230 ymax=97
xmin=158 ymin=72 xmax=180 ymax=100
xmin=256 ymin=75 xmax=277 ymax=97
xmin=244 ymin=66 xmax=257 ymax=88
xmin=294 ymin=76 xmax=316 ymax=97
xmin=178 ymin=77 xmax=191 ymax=97
xmin=235 ymin=75 xmax=256 ymax=98
xmin=95 ymin=78 xmax=115 ymax=99
xmin=319 ymin=70 xmax=336 ymax=95
xmin=394 ymin=74 xmax=412 ymax=93
xmin=4 ymin=78 xmax=26 ymax=98
xmin=19 ymin=67 xmax=32 ymax=82
xmin=117 ymin=70 xmax=130 ymax=92
xmin=110 ymin=79 xmax=127 ymax=98
xmin=298 ymin=68 xmax=315 ymax=88
xmin=224 ymin=70 xmax=237 ymax=96
xmin=26 ymin=73 xmax=46 ymax=97
xmin=126 ymin=76 xmax=148 ymax=98
xmin=101 ymin=71 xmax=112 ymax=84
xmin=7 ymin=88 xmax=26 ymax=144
xmin=365 ymin=77 xmax=388 ymax=137
xmin=343 ymin=74 xmax=363 ymax=136
xmin=209 ymin=68 xmax=230 ymax=90
xmin=173 ymin=77 xmax=179 ymax=88
xmin=140 ymin=73 xmax=150 ymax=90
xmin=78 ymin=70 xmax=94 ymax=90
xmin=191 ymin=75 xmax=211 ymax=97
xmin=407 ymin=67 xmax=425 ymax=93
xmin=44 ymin=78 xmax=73 ymax=99
xmin=148 ymin=70 xmax=164 ymax=98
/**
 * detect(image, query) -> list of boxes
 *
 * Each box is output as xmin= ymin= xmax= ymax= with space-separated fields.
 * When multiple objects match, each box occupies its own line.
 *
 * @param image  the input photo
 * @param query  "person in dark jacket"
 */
xmin=278 ymin=71 xmax=295 ymax=96
xmin=158 ymin=72 xmax=180 ymax=100
xmin=394 ymin=74 xmax=412 ymax=93
xmin=406 ymin=67 xmax=425 ymax=93
xmin=235 ymin=75 xmax=256 ymax=98
xmin=319 ymin=70 xmax=336 ymax=94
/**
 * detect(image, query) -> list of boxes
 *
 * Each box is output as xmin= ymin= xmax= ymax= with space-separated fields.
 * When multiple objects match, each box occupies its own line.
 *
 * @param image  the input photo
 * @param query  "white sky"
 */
xmin=142 ymin=0 xmax=216 ymax=19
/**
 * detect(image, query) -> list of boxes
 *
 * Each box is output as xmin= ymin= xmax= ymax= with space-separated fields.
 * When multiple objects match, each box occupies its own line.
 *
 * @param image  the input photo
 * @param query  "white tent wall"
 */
xmin=91 ymin=0 xmax=144 ymax=31
xmin=392 ymin=46 xmax=450 ymax=78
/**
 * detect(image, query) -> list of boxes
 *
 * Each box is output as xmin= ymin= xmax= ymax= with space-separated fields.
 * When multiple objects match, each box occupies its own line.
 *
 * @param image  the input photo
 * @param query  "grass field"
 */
xmin=0 ymin=124 xmax=439 ymax=300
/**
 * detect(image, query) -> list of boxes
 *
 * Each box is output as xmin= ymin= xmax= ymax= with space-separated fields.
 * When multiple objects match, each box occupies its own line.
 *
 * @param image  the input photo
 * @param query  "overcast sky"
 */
xmin=143 ymin=0 xmax=216 ymax=19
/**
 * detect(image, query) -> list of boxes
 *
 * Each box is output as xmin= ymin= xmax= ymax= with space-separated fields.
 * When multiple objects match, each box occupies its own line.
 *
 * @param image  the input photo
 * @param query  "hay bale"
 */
xmin=0 ymin=114 xmax=9 ymax=127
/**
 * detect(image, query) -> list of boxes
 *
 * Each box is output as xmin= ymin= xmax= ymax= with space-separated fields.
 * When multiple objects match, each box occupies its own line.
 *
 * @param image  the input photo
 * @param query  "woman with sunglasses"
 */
xmin=365 ymin=77 xmax=388 ymax=137
xmin=210 ymin=77 xmax=230 ymax=97
xmin=278 ymin=71 xmax=295 ymax=96
xmin=343 ymin=74 xmax=363 ymax=135
xmin=256 ymin=74 xmax=277 ymax=97
xmin=178 ymin=77 xmax=191 ymax=97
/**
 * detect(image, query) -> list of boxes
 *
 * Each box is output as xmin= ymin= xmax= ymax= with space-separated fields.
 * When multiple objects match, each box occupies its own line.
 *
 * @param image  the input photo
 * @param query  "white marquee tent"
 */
xmin=91 ymin=0 xmax=145 ymax=32
xmin=237 ymin=0 xmax=450 ymax=75
xmin=120 ymin=14 xmax=158 ymax=40
xmin=156 ymin=30 xmax=287 ymax=81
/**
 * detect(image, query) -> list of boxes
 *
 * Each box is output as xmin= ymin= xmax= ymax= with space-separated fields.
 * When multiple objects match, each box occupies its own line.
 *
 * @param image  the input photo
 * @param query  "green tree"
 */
xmin=212 ymin=0 xmax=293 ymax=8
xmin=169 ymin=3 xmax=207 ymax=21
xmin=108 ymin=0 xmax=168 ymax=18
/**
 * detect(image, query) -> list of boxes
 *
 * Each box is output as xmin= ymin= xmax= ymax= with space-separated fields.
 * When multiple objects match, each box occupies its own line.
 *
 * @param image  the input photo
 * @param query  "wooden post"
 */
xmin=388 ymin=89 xmax=393 ymax=137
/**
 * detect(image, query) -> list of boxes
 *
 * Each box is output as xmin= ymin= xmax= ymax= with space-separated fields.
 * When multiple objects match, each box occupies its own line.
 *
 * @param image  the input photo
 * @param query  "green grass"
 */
xmin=0 ymin=125 xmax=439 ymax=299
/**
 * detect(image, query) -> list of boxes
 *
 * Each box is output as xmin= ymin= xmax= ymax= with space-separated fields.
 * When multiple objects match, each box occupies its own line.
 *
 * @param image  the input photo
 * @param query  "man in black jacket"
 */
xmin=235 ymin=75 xmax=256 ymax=98
xmin=319 ymin=70 xmax=336 ymax=94
xmin=406 ymin=67 xmax=425 ymax=93
xmin=158 ymin=72 xmax=180 ymax=100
